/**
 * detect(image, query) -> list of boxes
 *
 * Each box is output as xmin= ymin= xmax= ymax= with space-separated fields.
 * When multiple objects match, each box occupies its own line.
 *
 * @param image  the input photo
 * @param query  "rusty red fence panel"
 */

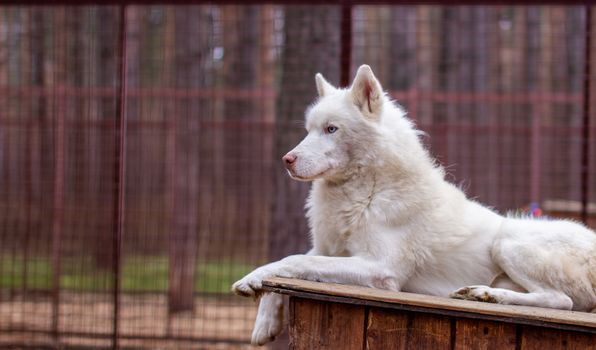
xmin=0 ymin=4 xmax=594 ymax=350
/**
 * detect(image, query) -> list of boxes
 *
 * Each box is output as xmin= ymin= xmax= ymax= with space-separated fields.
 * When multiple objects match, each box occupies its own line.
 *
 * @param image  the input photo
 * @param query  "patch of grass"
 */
xmin=0 ymin=257 xmax=53 ymax=290
xmin=196 ymin=259 xmax=255 ymax=293
xmin=0 ymin=255 xmax=255 ymax=294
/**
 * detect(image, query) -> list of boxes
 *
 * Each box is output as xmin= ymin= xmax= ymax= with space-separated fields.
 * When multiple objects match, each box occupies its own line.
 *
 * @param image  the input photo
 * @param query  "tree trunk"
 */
xmin=49 ymin=6 xmax=69 ymax=336
xmin=469 ymin=8 xmax=497 ymax=205
xmin=269 ymin=5 xmax=341 ymax=262
xmin=526 ymin=7 xmax=542 ymax=207
xmin=93 ymin=7 xmax=120 ymax=269
xmin=267 ymin=8 xmax=341 ymax=348
xmin=389 ymin=7 xmax=417 ymax=92
xmin=0 ymin=10 xmax=8 ymax=214
xmin=415 ymin=7 xmax=435 ymax=126
xmin=221 ymin=6 xmax=260 ymax=261
xmin=167 ymin=6 xmax=212 ymax=314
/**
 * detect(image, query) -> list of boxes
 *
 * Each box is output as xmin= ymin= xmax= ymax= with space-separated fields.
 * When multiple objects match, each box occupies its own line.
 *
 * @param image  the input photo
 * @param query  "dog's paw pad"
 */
xmin=450 ymin=286 xmax=499 ymax=303
xmin=450 ymin=287 xmax=471 ymax=297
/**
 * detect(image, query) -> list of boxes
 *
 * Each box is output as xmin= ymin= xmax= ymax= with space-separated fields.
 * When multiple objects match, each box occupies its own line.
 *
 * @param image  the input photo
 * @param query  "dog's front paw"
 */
xmin=449 ymin=285 xmax=501 ymax=303
xmin=252 ymin=297 xmax=284 ymax=345
xmin=252 ymin=313 xmax=283 ymax=345
xmin=231 ymin=268 xmax=272 ymax=298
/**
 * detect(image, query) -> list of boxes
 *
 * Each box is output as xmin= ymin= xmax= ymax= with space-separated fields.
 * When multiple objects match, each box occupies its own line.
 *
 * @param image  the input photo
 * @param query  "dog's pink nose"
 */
xmin=283 ymin=153 xmax=297 ymax=167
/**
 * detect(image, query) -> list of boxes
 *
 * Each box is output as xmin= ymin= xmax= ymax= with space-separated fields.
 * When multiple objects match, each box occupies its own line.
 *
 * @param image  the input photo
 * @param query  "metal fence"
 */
xmin=0 ymin=3 xmax=595 ymax=349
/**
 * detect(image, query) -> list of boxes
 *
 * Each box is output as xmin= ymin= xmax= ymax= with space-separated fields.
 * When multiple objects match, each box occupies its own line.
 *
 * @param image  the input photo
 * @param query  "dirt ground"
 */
xmin=0 ymin=292 xmax=261 ymax=349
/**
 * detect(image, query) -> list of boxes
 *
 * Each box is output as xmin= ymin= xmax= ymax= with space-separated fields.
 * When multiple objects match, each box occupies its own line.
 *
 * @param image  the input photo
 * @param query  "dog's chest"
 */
xmin=309 ymin=185 xmax=374 ymax=256
xmin=313 ymin=214 xmax=360 ymax=256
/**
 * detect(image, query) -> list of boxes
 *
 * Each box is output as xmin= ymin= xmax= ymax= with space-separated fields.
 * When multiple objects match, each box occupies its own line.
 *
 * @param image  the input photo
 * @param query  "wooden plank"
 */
xmin=454 ymin=319 xmax=517 ymax=350
xmin=519 ymin=326 xmax=596 ymax=350
xmin=289 ymin=297 xmax=365 ymax=350
xmin=366 ymin=307 xmax=409 ymax=349
xmin=366 ymin=308 xmax=452 ymax=350
xmin=263 ymin=277 xmax=596 ymax=331
xmin=405 ymin=312 xmax=452 ymax=350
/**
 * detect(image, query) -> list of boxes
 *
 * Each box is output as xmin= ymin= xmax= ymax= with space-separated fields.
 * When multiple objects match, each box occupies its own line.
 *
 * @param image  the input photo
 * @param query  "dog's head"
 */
xmin=283 ymin=65 xmax=386 ymax=182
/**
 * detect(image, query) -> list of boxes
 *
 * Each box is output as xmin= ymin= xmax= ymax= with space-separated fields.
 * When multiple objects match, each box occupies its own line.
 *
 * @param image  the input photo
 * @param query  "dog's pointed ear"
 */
xmin=350 ymin=65 xmax=383 ymax=119
xmin=315 ymin=73 xmax=336 ymax=97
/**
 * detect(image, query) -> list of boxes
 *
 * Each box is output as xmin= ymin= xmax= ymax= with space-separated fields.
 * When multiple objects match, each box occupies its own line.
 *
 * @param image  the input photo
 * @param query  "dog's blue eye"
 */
xmin=326 ymin=126 xmax=338 ymax=134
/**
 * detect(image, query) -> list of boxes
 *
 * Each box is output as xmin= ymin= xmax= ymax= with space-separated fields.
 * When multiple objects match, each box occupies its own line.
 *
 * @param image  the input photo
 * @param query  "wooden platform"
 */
xmin=263 ymin=277 xmax=596 ymax=350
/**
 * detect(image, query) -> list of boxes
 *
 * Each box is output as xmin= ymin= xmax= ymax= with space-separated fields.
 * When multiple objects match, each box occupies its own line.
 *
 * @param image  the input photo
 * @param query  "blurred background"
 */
xmin=0 ymin=3 xmax=595 ymax=349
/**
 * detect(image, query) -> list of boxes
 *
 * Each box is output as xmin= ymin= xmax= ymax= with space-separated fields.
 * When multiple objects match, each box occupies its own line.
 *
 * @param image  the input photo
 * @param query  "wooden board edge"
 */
xmin=262 ymin=277 xmax=596 ymax=332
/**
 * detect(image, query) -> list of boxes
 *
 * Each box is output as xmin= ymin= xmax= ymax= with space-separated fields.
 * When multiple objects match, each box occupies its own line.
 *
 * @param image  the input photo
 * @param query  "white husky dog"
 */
xmin=232 ymin=65 xmax=596 ymax=345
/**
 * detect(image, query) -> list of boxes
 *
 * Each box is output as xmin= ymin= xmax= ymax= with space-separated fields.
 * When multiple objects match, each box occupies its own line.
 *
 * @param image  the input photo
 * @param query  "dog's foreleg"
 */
xmin=234 ymin=252 xmax=403 ymax=346
xmin=249 ymin=248 xmax=319 ymax=346
xmin=232 ymin=254 xmax=400 ymax=298
xmin=251 ymin=292 xmax=285 ymax=345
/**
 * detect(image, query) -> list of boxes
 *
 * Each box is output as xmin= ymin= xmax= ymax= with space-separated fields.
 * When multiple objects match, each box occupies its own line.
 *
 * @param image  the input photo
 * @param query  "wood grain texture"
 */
xmin=519 ymin=326 xmax=596 ymax=350
xmin=454 ymin=318 xmax=517 ymax=350
xmin=366 ymin=308 xmax=452 ymax=350
xmin=263 ymin=277 xmax=596 ymax=331
xmin=366 ymin=307 xmax=409 ymax=349
xmin=404 ymin=312 xmax=452 ymax=350
xmin=289 ymin=297 xmax=365 ymax=350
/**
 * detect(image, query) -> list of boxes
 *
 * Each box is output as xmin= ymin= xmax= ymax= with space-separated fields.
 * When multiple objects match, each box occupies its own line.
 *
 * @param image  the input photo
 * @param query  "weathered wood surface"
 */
xmin=289 ymin=298 xmax=365 ymax=350
xmin=263 ymin=277 xmax=596 ymax=331
xmin=365 ymin=307 xmax=409 ymax=349
xmin=519 ymin=326 xmax=596 ymax=350
xmin=366 ymin=308 xmax=452 ymax=349
xmin=264 ymin=277 xmax=596 ymax=350
xmin=454 ymin=319 xmax=517 ymax=350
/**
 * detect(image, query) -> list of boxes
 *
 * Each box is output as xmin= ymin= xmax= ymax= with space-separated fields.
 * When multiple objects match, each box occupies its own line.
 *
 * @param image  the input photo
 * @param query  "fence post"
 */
xmin=112 ymin=5 xmax=128 ymax=349
xmin=581 ymin=5 xmax=592 ymax=225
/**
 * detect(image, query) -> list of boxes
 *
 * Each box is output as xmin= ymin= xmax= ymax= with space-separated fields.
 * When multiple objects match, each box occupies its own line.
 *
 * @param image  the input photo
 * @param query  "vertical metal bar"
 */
xmin=340 ymin=5 xmax=352 ymax=87
xmin=112 ymin=5 xmax=128 ymax=349
xmin=581 ymin=6 xmax=592 ymax=224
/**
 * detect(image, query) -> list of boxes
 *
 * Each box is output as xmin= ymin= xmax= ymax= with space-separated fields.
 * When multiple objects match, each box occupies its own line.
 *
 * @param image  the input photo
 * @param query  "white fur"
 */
xmin=232 ymin=65 xmax=596 ymax=346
